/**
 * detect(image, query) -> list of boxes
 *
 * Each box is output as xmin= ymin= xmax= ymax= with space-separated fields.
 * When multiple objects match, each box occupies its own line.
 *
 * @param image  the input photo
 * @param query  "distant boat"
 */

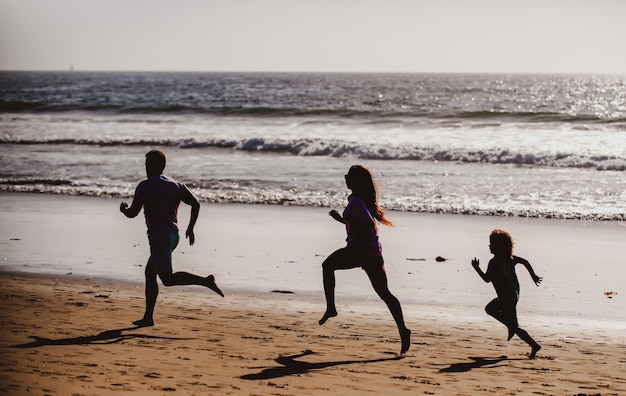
xmin=69 ymin=64 xmax=74 ymax=72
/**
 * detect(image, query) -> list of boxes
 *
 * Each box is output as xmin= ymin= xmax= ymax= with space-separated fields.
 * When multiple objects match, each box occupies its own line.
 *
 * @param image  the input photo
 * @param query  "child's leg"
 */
xmin=485 ymin=298 xmax=516 ymax=340
xmin=485 ymin=298 xmax=507 ymax=324
xmin=514 ymin=327 xmax=541 ymax=358
xmin=486 ymin=299 xmax=540 ymax=357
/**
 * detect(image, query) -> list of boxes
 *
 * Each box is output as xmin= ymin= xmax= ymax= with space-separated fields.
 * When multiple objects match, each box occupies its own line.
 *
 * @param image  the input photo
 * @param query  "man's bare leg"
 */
xmin=134 ymin=261 xmax=158 ymax=327
xmin=159 ymin=272 xmax=224 ymax=297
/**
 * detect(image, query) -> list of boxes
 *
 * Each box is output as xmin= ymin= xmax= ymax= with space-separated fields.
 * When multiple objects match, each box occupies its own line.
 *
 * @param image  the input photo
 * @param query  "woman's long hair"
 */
xmin=346 ymin=165 xmax=393 ymax=226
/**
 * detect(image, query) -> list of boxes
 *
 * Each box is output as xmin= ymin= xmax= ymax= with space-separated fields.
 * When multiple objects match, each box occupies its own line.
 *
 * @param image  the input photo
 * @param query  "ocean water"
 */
xmin=1 ymin=71 xmax=625 ymax=221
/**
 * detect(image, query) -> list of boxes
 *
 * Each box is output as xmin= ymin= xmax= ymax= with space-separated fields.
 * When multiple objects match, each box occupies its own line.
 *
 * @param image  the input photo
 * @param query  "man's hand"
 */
xmin=471 ymin=257 xmax=480 ymax=268
xmin=186 ymin=228 xmax=195 ymax=246
xmin=120 ymin=202 xmax=129 ymax=213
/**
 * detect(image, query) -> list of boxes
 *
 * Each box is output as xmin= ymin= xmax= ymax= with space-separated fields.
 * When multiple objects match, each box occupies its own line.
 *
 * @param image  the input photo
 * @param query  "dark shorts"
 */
xmin=323 ymin=247 xmax=384 ymax=270
xmin=147 ymin=231 xmax=180 ymax=274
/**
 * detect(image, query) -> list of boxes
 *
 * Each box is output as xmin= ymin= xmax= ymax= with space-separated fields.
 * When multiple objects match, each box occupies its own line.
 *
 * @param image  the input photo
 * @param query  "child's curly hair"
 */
xmin=490 ymin=229 xmax=514 ymax=258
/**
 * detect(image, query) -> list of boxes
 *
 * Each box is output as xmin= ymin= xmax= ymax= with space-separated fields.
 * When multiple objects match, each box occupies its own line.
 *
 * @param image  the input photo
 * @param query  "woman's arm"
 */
xmin=329 ymin=210 xmax=345 ymax=224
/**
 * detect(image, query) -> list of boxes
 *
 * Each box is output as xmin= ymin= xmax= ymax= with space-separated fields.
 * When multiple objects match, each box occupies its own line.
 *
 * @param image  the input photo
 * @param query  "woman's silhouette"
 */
xmin=319 ymin=165 xmax=411 ymax=354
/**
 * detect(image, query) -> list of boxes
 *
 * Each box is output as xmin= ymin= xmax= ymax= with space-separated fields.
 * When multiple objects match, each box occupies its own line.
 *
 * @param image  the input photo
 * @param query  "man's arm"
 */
xmin=514 ymin=255 xmax=542 ymax=286
xmin=120 ymin=198 xmax=142 ymax=218
xmin=181 ymin=188 xmax=200 ymax=246
xmin=471 ymin=258 xmax=490 ymax=283
xmin=120 ymin=184 xmax=143 ymax=218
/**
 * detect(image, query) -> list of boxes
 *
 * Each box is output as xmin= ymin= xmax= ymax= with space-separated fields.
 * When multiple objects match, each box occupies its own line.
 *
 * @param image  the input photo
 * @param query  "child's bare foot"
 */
xmin=529 ymin=344 xmax=541 ymax=359
xmin=507 ymin=326 xmax=515 ymax=341
xmin=206 ymin=275 xmax=224 ymax=297
xmin=132 ymin=318 xmax=154 ymax=327
xmin=400 ymin=328 xmax=411 ymax=354
xmin=319 ymin=310 xmax=337 ymax=325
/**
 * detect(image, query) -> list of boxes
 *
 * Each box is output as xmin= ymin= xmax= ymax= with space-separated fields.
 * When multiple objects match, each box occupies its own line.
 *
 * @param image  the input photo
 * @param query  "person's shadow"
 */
xmin=438 ymin=356 xmax=522 ymax=373
xmin=12 ymin=326 xmax=195 ymax=348
xmin=241 ymin=350 xmax=404 ymax=380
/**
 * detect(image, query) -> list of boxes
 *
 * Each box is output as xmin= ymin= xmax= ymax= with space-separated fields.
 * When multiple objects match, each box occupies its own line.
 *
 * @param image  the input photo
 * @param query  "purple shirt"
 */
xmin=343 ymin=195 xmax=382 ymax=256
xmin=133 ymin=174 xmax=194 ymax=234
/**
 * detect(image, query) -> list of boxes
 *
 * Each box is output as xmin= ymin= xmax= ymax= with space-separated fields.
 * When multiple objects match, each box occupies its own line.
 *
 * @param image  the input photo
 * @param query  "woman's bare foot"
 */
xmin=400 ymin=328 xmax=411 ymax=354
xmin=529 ymin=344 xmax=541 ymax=359
xmin=206 ymin=275 xmax=224 ymax=297
xmin=132 ymin=318 xmax=154 ymax=327
xmin=318 ymin=310 xmax=337 ymax=325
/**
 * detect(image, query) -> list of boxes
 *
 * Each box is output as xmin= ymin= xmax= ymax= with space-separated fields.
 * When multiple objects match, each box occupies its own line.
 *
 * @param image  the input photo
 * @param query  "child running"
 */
xmin=319 ymin=165 xmax=411 ymax=354
xmin=471 ymin=229 xmax=542 ymax=359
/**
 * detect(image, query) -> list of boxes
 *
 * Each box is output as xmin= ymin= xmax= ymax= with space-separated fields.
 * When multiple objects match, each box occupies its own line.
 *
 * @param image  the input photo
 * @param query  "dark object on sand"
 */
xmin=435 ymin=256 xmax=447 ymax=262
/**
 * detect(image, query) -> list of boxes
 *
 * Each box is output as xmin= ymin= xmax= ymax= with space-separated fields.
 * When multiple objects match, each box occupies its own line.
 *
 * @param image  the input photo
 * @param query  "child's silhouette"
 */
xmin=472 ymin=229 xmax=542 ymax=359
xmin=319 ymin=165 xmax=411 ymax=354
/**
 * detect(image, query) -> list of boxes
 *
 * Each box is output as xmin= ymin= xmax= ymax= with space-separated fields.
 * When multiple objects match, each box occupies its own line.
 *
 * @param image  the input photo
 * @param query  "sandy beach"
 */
xmin=1 ymin=193 xmax=625 ymax=395
xmin=1 ymin=272 xmax=625 ymax=396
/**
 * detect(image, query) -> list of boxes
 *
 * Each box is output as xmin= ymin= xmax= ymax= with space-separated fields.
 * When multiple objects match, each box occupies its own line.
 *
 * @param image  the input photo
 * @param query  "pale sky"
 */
xmin=1 ymin=0 xmax=625 ymax=74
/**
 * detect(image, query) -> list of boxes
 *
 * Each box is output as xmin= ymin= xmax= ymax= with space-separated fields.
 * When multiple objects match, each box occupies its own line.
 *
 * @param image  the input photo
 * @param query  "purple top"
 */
xmin=343 ymin=195 xmax=382 ymax=256
xmin=133 ymin=174 xmax=195 ymax=234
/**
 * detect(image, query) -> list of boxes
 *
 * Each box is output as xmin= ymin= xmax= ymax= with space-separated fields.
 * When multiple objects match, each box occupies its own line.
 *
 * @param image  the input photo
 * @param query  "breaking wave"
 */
xmin=2 ymin=136 xmax=624 ymax=171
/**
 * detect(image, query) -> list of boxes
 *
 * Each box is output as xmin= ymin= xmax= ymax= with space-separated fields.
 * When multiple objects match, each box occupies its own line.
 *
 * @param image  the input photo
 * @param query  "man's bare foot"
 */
xmin=206 ymin=275 xmax=224 ymax=297
xmin=400 ymin=328 xmax=411 ymax=354
xmin=132 ymin=318 xmax=154 ymax=327
xmin=318 ymin=310 xmax=337 ymax=325
xmin=529 ymin=344 xmax=541 ymax=359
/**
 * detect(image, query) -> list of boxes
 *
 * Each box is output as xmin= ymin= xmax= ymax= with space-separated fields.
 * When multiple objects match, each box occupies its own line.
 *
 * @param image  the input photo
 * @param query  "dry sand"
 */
xmin=0 ymin=272 xmax=625 ymax=395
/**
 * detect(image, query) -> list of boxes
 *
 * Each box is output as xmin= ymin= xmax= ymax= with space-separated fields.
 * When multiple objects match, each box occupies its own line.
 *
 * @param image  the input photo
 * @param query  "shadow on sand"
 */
xmin=241 ymin=349 xmax=404 ymax=380
xmin=12 ymin=326 xmax=195 ymax=348
xmin=438 ymin=356 xmax=523 ymax=373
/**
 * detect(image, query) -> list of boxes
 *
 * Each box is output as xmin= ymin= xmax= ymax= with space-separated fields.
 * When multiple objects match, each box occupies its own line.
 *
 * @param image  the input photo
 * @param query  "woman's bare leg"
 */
xmin=363 ymin=263 xmax=411 ymax=354
xmin=319 ymin=248 xmax=358 ymax=325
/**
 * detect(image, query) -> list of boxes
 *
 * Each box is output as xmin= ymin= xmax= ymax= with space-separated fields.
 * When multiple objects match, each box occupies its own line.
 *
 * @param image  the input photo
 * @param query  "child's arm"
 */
xmin=471 ymin=258 xmax=490 ymax=283
xmin=514 ymin=256 xmax=543 ymax=286
xmin=329 ymin=210 xmax=345 ymax=224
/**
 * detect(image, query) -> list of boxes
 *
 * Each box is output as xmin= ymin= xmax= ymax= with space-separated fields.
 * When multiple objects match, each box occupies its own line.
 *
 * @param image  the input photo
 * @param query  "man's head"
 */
xmin=145 ymin=150 xmax=166 ymax=176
